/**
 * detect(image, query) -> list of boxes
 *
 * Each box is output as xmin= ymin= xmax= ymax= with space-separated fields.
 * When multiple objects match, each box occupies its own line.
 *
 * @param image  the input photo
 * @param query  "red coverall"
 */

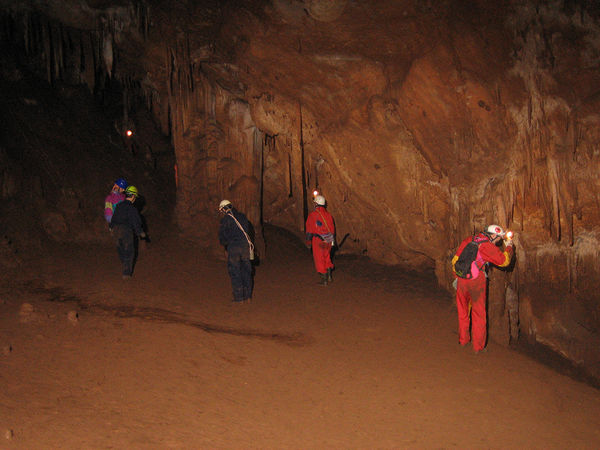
xmin=452 ymin=233 xmax=513 ymax=352
xmin=305 ymin=206 xmax=335 ymax=274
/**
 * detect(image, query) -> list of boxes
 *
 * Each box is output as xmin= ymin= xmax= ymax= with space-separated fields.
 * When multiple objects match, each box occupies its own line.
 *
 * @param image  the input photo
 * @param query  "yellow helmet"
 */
xmin=125 ymin=185 xmax=139 ymax=197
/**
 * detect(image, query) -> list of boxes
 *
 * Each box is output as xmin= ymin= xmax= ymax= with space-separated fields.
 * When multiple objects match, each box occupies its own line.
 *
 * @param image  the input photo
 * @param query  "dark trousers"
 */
xmin=113 ymin=224 xmax=136 ymax=276
xmin=227 ymin=245 xmax=252 ymax=301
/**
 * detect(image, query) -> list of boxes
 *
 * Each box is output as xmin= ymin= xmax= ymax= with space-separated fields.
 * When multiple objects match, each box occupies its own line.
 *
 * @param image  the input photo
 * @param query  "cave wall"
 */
xmin=0 ymin=1 xmax=174 ymax=249
xmin=2 ymin=0 xmax=600 ymax=377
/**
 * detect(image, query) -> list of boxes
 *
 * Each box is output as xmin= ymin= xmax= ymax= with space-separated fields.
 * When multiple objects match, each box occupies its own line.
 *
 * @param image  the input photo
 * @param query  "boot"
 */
xmin=326 ymin=268 xmax=333 ymax=283
xmin=318 ymin=273 xmax=328 ymax=286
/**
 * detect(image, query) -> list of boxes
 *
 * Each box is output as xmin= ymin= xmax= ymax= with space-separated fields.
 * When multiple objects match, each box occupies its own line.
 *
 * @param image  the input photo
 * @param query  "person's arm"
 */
xmin=305 ymin=212 xmax=315 ymax=234
xmin=218 ymin=218 xmax=228 ymax=246
xmin=479 ymin=241 xmax=513 ymax=267
xmin=128 ymin=205 xmax=144 ymax=236
xmin=327 ymin=210 xmax=335 ymax=234
xmin=104 ymin=196 xmax=114 ymax=223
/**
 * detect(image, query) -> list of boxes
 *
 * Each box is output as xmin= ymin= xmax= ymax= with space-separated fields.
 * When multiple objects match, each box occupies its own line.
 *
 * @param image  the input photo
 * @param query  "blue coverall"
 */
xmin=218 ymin=208 xmax=253 ymax=302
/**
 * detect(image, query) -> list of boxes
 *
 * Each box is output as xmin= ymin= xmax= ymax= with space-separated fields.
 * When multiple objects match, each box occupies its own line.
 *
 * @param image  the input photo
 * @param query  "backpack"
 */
xmin=454 ymin=235 xmax=488 ymax=279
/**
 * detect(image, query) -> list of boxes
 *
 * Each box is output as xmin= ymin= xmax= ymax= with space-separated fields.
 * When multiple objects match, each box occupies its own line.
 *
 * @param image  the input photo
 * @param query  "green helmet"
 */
xmin=125 ymin=185 xmax=139 ymax=197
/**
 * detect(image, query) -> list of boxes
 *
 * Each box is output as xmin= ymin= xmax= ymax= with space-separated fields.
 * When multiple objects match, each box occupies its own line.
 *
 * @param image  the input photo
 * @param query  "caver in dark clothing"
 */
xmin=218 ymin=205 xmax=253 ymax=302
xmin=110 ymin=196 xmax=145 ymax=277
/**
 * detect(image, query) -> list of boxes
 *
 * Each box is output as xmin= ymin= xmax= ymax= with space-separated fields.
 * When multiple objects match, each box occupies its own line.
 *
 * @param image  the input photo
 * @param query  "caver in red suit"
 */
xmin=451 ymin=225 xmax=514 ymax=353
xmin=305 ymin=196 xmax=335 ymax=285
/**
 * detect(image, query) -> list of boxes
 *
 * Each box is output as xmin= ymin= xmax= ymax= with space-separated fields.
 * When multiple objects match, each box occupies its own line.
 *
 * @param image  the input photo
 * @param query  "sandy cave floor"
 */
xmin=1 ymin=228 xmax=600 ymax=449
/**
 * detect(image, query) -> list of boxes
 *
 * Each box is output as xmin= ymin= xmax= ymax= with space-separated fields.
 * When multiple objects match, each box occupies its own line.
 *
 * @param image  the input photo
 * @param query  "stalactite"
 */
xmin=287 ymin=142 xmax=293 ymax=198
xmin=89 ymin=32 xmax=99 ymax=93
xmin=547 ymin=157 xmax=561 ymax=241
xmin=258 ymin=130 xmax=267 ymax=225
xmin=102 ymin=31 xmax=113 ymax=78
xmin=43 ymin=21 xmax=52 ymax=85
xmin=299 ymin=102 xmax=308 ymax=222
xmin=22 ymin=13 xmax=29 ymax=54
xmin=57 ymin=24 xmax=65 ymax=82
xmin=52 ymin=23 xmax=60 ymax=82
xmin=421 ymin=177 xmax=428 ymax=225
xmin=525 ymin=132 xmax=533 ymax=191
xmin=62 ymin=26 xmax=69 ymax=79
xmin=136 ymin=2 xmax=150 ymax=39
xmin=568 ymin=242 xmax=575 ymax=294
xmin=496 ymin=194 xmax=507 ymax=228
xmin=506 ymin=176 xmax=515 ymax=226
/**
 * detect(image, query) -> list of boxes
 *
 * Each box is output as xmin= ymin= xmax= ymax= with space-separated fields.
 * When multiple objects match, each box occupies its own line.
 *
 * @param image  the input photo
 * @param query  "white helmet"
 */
xmin=314 ymin=195 xmax=326 ymax=206
xmin=486 ymin=224 xmax=506 ymax=236
xmin=219 ymin=199 xmax=232 ymax=211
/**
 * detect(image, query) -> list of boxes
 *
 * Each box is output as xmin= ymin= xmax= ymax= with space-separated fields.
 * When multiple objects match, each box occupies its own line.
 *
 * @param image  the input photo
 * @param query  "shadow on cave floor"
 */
xmin=33 ymin=284 xmax=311 ymax=347
xmin=511 ymin=340 xmax=600 ymax=390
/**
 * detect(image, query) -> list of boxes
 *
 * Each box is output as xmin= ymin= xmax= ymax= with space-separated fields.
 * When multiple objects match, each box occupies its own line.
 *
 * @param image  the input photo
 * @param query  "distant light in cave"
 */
xmin=313 ymin=189 xmax=319 ymax=197
xmin=126 ymin=130 xmax=133 ymax=137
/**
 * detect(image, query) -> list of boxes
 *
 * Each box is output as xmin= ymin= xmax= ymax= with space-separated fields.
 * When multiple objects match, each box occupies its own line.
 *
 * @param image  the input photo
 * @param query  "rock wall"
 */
xmin=2 ymin=0 xmax=600 ymax=378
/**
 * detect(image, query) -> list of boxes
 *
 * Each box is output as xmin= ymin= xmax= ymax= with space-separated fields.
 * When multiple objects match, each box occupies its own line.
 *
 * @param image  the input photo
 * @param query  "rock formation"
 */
xmin=1 ymin=0 xmax=600 ymax=378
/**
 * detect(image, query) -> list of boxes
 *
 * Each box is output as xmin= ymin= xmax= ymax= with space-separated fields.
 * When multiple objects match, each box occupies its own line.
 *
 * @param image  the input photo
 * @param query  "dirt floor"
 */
xmin=1 ymin=227 xmax=600 ymax=449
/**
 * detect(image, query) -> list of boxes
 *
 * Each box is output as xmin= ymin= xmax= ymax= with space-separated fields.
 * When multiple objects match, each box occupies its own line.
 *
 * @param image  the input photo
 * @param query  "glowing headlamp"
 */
xmin=506 ymin=230 xmax=514 ymax=239
xmin=126 ymin=130 xmax=133 ymax=137
xmin=313 ymin=190 xmax=319 ymax=197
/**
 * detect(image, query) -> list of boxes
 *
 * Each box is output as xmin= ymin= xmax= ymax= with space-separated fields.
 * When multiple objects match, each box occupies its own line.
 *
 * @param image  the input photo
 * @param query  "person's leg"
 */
xmin=470 ymin=277 xmax=488 ymax=352
xmin=240 ymin=255 xmax=252 ymax=300
xmin=114 ymin=225 xmax=133 ymax=276
xmin=120 ymin=231 xmax=134 ymax=276
xmin=227 ymin=246 xmax=245 ymax=302
xmin=312 ymin=239 xmax=330 ymax=284
xmin=456 ymin=279 xmax=471 ymax=346
xmin=324 ymin=244 xmax=334 ymax=272
xmin=311 ymin=238 xmax=324 ymax=273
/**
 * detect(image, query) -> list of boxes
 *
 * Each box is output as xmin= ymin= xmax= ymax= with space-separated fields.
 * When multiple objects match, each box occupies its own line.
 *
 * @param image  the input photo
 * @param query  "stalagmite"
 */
xmin=547 ymin=157 xmax=561 ymax=241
